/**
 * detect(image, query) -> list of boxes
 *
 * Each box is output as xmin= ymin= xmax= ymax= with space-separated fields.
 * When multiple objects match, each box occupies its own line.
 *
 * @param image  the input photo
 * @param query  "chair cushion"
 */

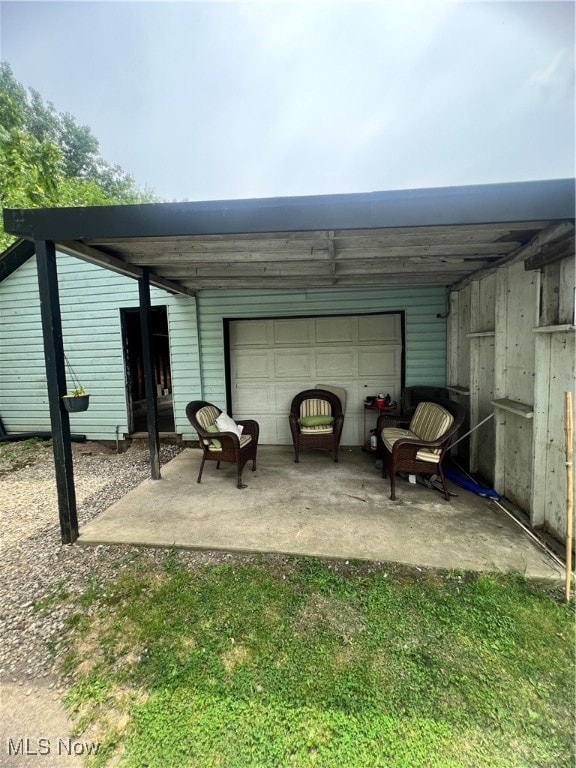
xmin=204 ymin=424 xmax=222 ymax=449
xmin=208 ymin=434 xmax=252 ymax=452
xmin=299 ymin=398 xmax=331 ymax=419
xmin=300 ymin=425 xmax=334 ymax=434
xmin=381 ymin=427 xmax=441 ymax=463
xmin=409 ymin=402 xmax=453 ymax=442
xmin=196 ymin=405 xmax=220 ymax=430
xmin=299 ymin=415 xmax=334 ymax=427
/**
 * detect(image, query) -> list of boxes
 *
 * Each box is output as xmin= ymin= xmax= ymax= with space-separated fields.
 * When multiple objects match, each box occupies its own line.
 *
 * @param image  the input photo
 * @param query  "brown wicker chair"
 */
xmin=377 ymin=399 xmax=464 ymax=501
xmin=400 ymin=386 xmax=449 ymax=418
xmin=289 ymin=388 xmax=344 ymax=463
xmin=185 ymin=401 xmax=259 ymax=489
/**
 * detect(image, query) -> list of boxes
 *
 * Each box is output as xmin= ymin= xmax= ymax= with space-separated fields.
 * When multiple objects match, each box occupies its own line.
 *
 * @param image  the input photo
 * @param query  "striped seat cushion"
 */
xmin=409 ymin=402 xmax=453 ymax=443
xmin=207 ymin=434 xmax=252 ymax=452
xmin=300 ymin=425 xmax=334 ymax=434
xmin=380 ymin=427 xmax=442 ymax=463
xmin=196 ymin=405 xmax=220 ymax=430
xmin=300 ymin=398 xmax=331 ymax=419
xmin=299 ymin=398 xmax=333 ymax=434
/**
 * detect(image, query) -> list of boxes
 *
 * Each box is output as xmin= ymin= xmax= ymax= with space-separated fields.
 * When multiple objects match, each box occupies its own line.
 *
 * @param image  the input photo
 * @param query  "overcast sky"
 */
xmin=1 ymin=0 xmax=574 ymax=202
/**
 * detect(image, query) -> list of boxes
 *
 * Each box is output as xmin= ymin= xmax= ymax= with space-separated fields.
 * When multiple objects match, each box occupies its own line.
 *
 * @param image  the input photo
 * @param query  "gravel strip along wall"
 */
xmin=0 ymin=442 xmax=188 ymax=682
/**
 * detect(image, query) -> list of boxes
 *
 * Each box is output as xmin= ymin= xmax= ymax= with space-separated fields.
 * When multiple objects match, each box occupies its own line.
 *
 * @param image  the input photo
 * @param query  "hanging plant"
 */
xmin=62 ymin=356 xmax=90 ymax=412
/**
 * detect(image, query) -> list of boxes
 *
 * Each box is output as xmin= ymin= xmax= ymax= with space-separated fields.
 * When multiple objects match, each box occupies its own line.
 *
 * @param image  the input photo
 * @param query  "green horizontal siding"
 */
xmin=197 ymin=287 xmax=448 ymax=408
xmin=0 ymin=254 xmax=199 ymax=440
xmin=1 ymin=257 xmax=446 ymax=442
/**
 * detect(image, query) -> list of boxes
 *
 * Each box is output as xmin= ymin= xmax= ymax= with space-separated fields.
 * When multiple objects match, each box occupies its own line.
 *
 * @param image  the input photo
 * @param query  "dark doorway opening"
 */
xmin=121 ymin=306 xmax=175 ymax=433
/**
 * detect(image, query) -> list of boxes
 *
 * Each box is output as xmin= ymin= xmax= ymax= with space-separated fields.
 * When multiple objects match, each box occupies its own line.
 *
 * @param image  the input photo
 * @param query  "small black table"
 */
xmin=362 ymin=402 xmax=400 ymax=453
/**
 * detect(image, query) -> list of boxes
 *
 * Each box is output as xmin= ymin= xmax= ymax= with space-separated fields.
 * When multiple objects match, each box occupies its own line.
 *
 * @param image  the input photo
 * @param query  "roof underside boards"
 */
xmin=77 ymin=222 xmax=556 ymax=290
xmin=3 ymin=179 xmax=574 ymax=291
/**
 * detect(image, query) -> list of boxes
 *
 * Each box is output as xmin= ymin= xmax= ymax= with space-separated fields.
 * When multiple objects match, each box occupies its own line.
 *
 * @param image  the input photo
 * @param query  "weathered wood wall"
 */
xmin=448 ymin=249 xmax=575 ymax=543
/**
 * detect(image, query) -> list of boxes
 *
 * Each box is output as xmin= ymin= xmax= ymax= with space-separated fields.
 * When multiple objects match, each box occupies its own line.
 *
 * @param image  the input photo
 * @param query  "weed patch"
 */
xmin=0 ymin=437 xmax=51 ymax=474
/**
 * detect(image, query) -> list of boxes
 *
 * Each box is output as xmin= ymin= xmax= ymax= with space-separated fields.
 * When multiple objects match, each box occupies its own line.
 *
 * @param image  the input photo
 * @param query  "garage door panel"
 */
xmin=274 ymin=349 xmax=313 ymax=378
xmin=274 ymin=416 xmax=292 ymax=444
xmin=358 ymin=346 xmax=401 ymax=377
xmin=361 ymin=377 xmax=401 ymax=402
xmin=274 ymin=319 xmax=311 ymax=345
xmin=316 ymin=349 xmax=357 ymax=378
xmin=359 ymin=314 xmax=401 ymax=343
xmin=343 ymin=381 xmax=363 ymax=414
xmin=273 ymin=383 xmax=309 ymax=413
xmin=233 ymin=383 xmax=274 ymax=413
xmin=232 ymin=350 xmax=271 ymax=379
xmin=315 ymin=316 xmax=354 ymax=343
xmin=251 ymin=415 xmax=279 ymax=444
xmin=230 ymin=319 xmax=271 ymax=347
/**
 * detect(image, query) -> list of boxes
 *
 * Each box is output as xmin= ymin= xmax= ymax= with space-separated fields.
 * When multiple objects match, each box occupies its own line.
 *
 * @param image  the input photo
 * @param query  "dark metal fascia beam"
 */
xmin=0 ymin=238 xmax=36 ymax=282
xmin=58 ymin=240 xmax=195 ymax=297
xmin=3 ymin=179 xmax=575 ymax=241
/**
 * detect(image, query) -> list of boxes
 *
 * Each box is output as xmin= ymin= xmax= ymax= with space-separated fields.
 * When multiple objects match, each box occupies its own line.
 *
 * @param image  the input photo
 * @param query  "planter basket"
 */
xmin=62 ymin=394 xmax=90 ymax=413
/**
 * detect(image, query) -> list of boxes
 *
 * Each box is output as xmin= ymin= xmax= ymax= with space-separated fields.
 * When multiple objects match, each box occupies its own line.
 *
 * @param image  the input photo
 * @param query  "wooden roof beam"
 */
xmin=524 ymin=235 xmax=575 ymax=271
xmin=451 ymin=221 xmax=575 ymax=290
xmin=58 ymin=241 xmax=195 ymax=297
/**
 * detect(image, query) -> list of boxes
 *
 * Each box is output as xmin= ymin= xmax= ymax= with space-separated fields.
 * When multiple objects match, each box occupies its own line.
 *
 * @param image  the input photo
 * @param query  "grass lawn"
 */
xmin=58 ymin=553 xmax=574 ymax=768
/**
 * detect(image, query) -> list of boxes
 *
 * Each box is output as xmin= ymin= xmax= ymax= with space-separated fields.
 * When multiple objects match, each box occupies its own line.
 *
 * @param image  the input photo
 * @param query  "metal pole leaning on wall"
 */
xmin=448 ymin=412 xmax=494 ymax=451
xmin=564 ymin=391 xmax=573 ymax=603
xmin=36 ymin=240 xmax=79 ymax=544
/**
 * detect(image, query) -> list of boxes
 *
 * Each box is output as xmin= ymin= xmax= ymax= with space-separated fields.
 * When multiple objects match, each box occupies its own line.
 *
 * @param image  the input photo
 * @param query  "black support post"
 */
xmin=35 ymin=240 xmax=78 ymax=544
xmin=139 ymin=269 xmax=161 ymax=479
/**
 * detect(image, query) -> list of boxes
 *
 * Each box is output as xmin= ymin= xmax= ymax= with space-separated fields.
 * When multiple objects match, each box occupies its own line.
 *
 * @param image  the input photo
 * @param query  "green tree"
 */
xmin=57 ymin=111 xmax=99 ymax=178
xmin=0 ymin=62 xmax=156 ymax=250
xmin=0 ymin=63 xmax=27 ymax=130
xmin=26 ymin=89 xmax=60 ymax=144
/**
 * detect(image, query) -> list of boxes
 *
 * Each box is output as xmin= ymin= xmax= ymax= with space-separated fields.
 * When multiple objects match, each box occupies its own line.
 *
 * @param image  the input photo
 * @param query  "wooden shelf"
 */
xmin=447 ymin=386 xmax=470 ymax=396
xmin=491 ymin=398 xmax=534 ymax=419
xmin=467 ymin=331 xmax=495 ymax=338
xmin=532 ymin=325 xmax=576 ymax=334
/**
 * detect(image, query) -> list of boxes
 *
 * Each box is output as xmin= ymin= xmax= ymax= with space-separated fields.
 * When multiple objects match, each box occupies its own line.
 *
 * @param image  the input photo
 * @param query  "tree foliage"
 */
xmin=0 ymin=62 xmax=156 ymax=251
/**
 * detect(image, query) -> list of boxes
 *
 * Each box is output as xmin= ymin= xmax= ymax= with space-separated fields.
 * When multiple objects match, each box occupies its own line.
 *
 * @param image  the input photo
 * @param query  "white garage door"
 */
xmin=229 ymin=314 xmax=402 ymax=445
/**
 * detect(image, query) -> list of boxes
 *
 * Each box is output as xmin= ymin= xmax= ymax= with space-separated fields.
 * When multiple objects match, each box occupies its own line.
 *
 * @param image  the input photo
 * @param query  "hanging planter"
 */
xmin=62 ymin=387 xmax=90 ymax=412
xmin=62 ymin=354 xmax=90 ymax=412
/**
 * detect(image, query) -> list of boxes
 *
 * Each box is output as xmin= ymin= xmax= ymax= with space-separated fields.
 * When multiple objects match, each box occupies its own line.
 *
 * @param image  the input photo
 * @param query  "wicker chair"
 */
xmin=377 ymin=399 xmax=464 ymax=501
xmin=400 ymin=386 xmax=450 ymax=418
xmin=185 ymin=401 xmax=259 ymax=489
xmin=289 ymin=388 xmax=344 ymax=463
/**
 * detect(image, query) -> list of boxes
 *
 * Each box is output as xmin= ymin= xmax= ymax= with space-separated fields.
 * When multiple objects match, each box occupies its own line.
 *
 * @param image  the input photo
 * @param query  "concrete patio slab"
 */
xmin=79 ymin=446 xmax=563 ymax=580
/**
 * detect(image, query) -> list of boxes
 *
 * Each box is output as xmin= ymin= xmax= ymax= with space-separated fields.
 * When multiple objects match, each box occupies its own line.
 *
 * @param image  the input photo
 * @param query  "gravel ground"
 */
xmin=0 ymin=440 xmax=192 ymax=685
xmin=0 ymin=440 xmax=357 ymax=692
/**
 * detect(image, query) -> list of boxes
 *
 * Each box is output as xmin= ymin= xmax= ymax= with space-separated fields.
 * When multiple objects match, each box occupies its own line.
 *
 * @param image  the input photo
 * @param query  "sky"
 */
xmin=0 ymin=0 xmax=574 ymax=202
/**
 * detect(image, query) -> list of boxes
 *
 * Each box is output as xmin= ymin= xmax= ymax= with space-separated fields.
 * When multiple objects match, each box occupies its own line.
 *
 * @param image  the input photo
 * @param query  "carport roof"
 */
xmin=3 ymin=178 xmax=574 ymax=295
